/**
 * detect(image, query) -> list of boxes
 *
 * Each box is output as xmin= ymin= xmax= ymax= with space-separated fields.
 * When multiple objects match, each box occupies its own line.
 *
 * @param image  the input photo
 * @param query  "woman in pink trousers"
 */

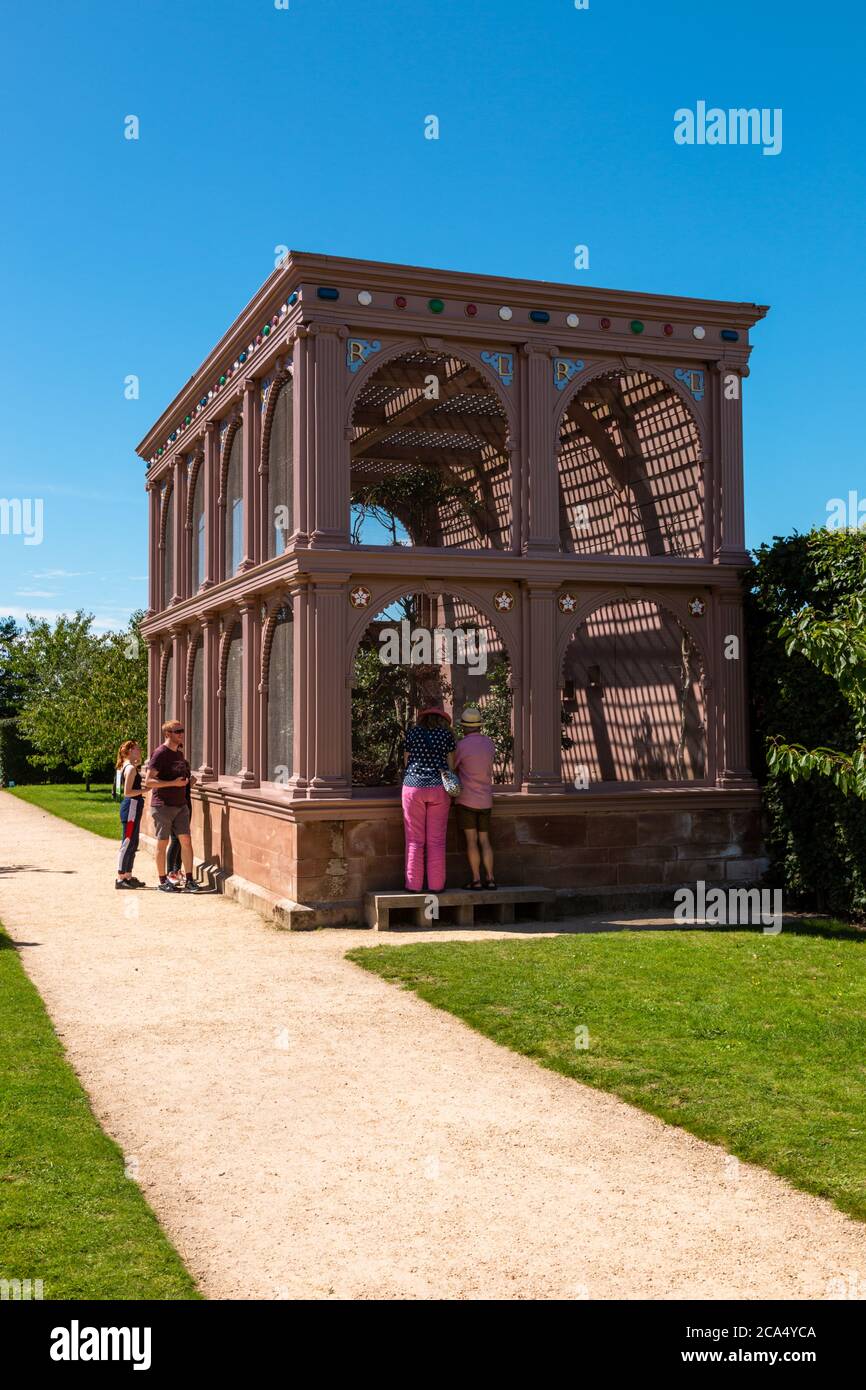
xmin=401 ymin=706 xmax=457 ymax=892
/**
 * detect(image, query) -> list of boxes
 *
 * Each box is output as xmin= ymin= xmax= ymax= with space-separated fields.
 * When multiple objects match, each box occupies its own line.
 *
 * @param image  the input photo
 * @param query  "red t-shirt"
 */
xmin=148 ymin=743 xmax=190 ymax=807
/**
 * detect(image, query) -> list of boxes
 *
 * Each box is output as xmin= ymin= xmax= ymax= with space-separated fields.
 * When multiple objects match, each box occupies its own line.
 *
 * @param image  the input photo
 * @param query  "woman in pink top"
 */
xmin=453 ymin=706 xmax=497 ymax=890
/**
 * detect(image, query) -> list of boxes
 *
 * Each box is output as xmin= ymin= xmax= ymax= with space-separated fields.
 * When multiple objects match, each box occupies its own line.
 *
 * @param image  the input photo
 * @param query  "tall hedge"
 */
xmin=745 ymin=529 xmax=866 ymax=915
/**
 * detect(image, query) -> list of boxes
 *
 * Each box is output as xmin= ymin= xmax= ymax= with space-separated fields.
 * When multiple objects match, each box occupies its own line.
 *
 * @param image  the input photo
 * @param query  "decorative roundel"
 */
xmin=566 ymin=313 xmax=580 ymax=328
xmin=465 ymin=303 xmax=478 ymax=317
xmin=599 ymin=316 xmax=611 ymax=329
xmin=428 ymin=298 xmax=445 ymax=314
xmin=349 ymin=585 xmax=372 ymax=609
xmin=357 ymin=290 xmax=372 ymax=306
xmin=630 ymin=320 xmax=644 ymax=334
xmin=498 ymin=306 xmax=513 ymax=321
xmin=288 ymin=292 xmax=299 ymax=306
xmin=663 ymin=323 xmax=674 ymax=336
xmin=692 ymin=326 xmax=706 ymax=340
xmin=394 ymin=295 xmax=408 ymax=309
xmin=688 ymin=597 xmax=706 ymax=617
xmin=493 ymin=589 xmax=515 ymax=613
xmin=558 ymin=592 xmax=578 ymax=614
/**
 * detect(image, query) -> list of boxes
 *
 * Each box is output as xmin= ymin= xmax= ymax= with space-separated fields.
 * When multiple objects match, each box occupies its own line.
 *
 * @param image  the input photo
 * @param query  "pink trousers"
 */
xmin=401 ymin=784 xmax=451 ymax=892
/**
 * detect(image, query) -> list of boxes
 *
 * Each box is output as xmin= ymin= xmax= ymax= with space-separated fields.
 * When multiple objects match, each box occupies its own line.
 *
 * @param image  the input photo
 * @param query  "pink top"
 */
xmin=454 ymin=733 xmax=496 ymax=809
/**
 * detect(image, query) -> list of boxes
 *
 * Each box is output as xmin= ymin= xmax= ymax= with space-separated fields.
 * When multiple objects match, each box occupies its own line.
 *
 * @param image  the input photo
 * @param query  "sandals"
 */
xmin=483 ymin=878 xmax=498 ymax=890
xmin=464 ymin=880 xmax=483 ymax=891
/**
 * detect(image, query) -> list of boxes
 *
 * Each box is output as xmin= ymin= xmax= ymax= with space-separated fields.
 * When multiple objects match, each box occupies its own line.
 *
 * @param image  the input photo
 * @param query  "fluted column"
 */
xmin=521 ymin=343 xmax=559 ymax=554
xmin=202 ymin=423 xmax=217 ymax=589
xmin=718 ymin=595 xmax=754 ymax=785
xmin=522 ymin=582 xmax=563 ymax=790
xmin=198 ymin=614 xmax=217 ymax=780
xmin=307 ymin=576 xmax=350 ymax=797
xmin=291 ymin=330 xmax=312 ymax=547
xmin=287 ymin=581 xmax=311 ymax=794
xmin=239 ymin=380 xmax=259 ymax=572
xmin=308 ymin=324 xmax=349 ymax=548
xmin=169 ymin=627 xmax=185 ymax=734
xmin=146 ymin=638 xmax=160 ymax=756
xmin=716 ymin=365 xmax=749 ymax=565
xmin=146 ymin=482 xmax=160 ymax=615
xmin=171 ymin=456 xmax=187 ymax=603
xmin=238 ymin=597 xmax=259 ymax=787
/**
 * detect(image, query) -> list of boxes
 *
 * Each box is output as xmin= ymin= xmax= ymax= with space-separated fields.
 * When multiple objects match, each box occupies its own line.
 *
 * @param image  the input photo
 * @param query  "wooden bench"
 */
xmin=364 ymin=886 xmax=556 ymax=932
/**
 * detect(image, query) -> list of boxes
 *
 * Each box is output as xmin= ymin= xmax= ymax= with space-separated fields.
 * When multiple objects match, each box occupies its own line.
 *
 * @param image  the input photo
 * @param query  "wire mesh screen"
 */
xmin=560 ymin=601 xmax=706 ymax=784
xmin=350 ymin=350 xmax=512 ymax=550
xmin=558 ymin=372 xmax=704 ymax=557
xmin=223 ymin=623 xmax=243 ymax=776
xmin=268 ymin=379 xmax=293 ymax=557
xmin=266 ymin=607 xmax=293 ymax=782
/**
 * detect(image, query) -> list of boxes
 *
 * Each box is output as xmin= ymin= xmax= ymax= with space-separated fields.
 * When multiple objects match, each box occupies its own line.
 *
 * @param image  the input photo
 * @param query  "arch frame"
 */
xmin=345 ymin=336 xmax=518 ymax=554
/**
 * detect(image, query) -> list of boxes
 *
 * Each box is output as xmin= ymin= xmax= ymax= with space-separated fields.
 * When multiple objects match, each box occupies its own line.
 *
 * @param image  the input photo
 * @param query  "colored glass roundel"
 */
xmin=566 ymin=313 xmax=580 ymax=328
xmin=599 ymin=317 xmax=611 ymax=329
xmin=428 ymin=298 xmax=445 ymax=314
xmin=663 ymin=323 xmax=674 ymax=336
xmin=693 ymin=326 xmax=706 ymax=340
xmin=357 ymin=290 xmax=372 ymax=306
xmin=395 ymin=295 xmax=408 ymax=309
xmin=465 ymin=303 xmax=478 ymax=317
xmin=498 ymin=306 xmax=513 ymax=320
xmin=630 ymin=320 xmax=644 ymax=334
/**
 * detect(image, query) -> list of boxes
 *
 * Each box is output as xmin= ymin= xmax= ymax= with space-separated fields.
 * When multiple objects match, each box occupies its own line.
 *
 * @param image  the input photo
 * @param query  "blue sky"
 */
xmin=1 ymin=0 xmax=863 ymax=629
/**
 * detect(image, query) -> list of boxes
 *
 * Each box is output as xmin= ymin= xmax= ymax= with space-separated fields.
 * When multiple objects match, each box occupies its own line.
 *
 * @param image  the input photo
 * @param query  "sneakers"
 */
xmin=166 ymin=872 xmax=182 ymax=887
xmin=158 ymin=878 xmax=180 ymax=893
xmin=115 ymin=878 xmax=137 ymax=890
xmin=182 ymin=879 xmax=202 ymax=893
xmin=128 ymin=877 xmax=146 ymax=888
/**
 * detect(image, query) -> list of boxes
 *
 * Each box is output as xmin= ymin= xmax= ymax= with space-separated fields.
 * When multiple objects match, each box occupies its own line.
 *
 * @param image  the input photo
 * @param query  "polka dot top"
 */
xmin=403 ymin=724 xmax=456 ymax=788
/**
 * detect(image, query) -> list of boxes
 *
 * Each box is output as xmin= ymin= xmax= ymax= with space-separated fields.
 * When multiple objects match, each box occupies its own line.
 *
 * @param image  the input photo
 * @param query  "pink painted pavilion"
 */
xmin=138 ymin=252 xmax=768 ymax=925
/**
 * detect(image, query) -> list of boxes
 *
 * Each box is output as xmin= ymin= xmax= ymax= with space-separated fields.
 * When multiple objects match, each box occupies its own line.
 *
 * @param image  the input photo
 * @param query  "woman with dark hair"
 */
xmin=115 ymin=739 xmax=145 ymax=888
xmin=401 ymin=706 xmax=457 ymax=893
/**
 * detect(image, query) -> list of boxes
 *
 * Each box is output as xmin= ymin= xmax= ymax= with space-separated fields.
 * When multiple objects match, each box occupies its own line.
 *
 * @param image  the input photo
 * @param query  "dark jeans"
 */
xmin=166 ymin=833 xmax=182 ymax=876
xmin=117 ymin=796 xmax=143 ymax=876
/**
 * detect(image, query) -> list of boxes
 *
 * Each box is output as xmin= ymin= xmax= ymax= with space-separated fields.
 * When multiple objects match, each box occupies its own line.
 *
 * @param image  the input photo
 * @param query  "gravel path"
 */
xmin=1 ymin=790 xmax=864 ymax=1301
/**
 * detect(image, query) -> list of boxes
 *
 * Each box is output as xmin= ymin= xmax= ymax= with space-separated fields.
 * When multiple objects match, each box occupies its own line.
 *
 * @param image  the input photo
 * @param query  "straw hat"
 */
xmin=459 ymin=706 xmax=483 ymax=728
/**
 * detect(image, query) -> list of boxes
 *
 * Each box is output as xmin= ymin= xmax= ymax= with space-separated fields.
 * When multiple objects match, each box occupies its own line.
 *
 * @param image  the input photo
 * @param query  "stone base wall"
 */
xmin=144 ymin=787 xmax=766 ymax=925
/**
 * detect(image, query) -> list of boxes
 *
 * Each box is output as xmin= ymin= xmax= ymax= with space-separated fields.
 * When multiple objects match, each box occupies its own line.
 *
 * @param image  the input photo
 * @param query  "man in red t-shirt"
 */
xmin=146 ymin=720 xmax=200 ymax=893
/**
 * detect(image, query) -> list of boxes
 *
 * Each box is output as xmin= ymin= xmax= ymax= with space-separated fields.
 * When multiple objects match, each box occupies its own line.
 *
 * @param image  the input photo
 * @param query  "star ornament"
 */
xmin=688 ymin=597 xmax=706 ymax=617
xmin=493 ymin=590 xmax=514 ymax=612
xmin=349 ymin=586 xmax=372 ymax=609
xmin=558 ymin=592 xmax=577 ymax=613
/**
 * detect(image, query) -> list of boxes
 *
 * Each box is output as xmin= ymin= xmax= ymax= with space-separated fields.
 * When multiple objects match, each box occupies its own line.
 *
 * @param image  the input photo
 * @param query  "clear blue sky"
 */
xmin=2 ymin=0 xmax=863 ymax=629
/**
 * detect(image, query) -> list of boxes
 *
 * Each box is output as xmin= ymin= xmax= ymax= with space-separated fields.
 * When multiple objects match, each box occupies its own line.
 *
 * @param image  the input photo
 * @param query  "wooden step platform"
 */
xmin=364 ymin=886 xmax=556 ymax=932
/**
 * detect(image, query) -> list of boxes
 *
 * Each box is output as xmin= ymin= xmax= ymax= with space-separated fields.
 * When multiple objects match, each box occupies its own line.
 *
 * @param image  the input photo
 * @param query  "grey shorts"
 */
xmin=152 ymin=803 xmax=191 ymax=840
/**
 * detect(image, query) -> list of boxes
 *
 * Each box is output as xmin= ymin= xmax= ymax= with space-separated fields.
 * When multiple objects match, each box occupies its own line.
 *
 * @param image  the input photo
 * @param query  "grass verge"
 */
xmin=0 ymin=921 xmax=200 ymax=1298
xmin=348 ymin=923 xmax=866 ymax=1222
xmin=8 ymin=784 xmax=118 ymax=839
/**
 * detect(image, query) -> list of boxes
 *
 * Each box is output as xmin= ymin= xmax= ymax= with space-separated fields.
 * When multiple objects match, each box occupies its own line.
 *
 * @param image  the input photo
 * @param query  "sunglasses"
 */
xmin=169 ymin=727 xmax=185 ymax=734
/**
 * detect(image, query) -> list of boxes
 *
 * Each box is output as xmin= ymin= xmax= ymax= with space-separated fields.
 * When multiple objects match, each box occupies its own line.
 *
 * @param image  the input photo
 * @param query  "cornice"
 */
xmin=136 ymin=249 xmax=768 ymax=470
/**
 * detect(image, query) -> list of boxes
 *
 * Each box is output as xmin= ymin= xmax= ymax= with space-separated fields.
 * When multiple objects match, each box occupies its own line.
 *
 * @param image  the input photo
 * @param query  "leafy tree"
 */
xmin=746 ymin=528 xmax=866 ymax=914
xmin=6 ymin=610 xmax=147 ymax=790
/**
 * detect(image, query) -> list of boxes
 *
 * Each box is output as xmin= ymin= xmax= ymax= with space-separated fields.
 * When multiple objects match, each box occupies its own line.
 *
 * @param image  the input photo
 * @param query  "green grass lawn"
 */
xmin=348 ymin=923 xmax=866 ymax=1222
xmin=0 ymin=923 xmax=199 ymax=1299
xmin=7 ymin=783 xmax=119 ymax=839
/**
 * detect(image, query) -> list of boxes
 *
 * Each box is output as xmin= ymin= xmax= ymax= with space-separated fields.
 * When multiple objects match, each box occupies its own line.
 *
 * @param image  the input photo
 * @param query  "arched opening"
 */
xmin=161 ymin=486 xmax=174 ymax=607
xmin=557 ymin=371 xmax=704 ymax=557
xmin=224 ymin=427 xmax=244 ymax=576
xmin=189 ymin=637 xmax=203 ymax=770
xmin=560 ymin=599 xmax=706 ymax=785
xmin=349 ymin=349 xmax=511 ymax=550
xmin=351 ymin=591 xmax=514 ymax=786
xmin=265 ymin=604 xmax=293 ymax=782
xmin=222 ymin=622 xmax=243 ymax=775
xmin=266 ymin=377 xmax=293 ymax=557
xmin=161 ymin=647 xmax=174 ymax=725
xmin=190 ymin=462 xmax=205 ymax=590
